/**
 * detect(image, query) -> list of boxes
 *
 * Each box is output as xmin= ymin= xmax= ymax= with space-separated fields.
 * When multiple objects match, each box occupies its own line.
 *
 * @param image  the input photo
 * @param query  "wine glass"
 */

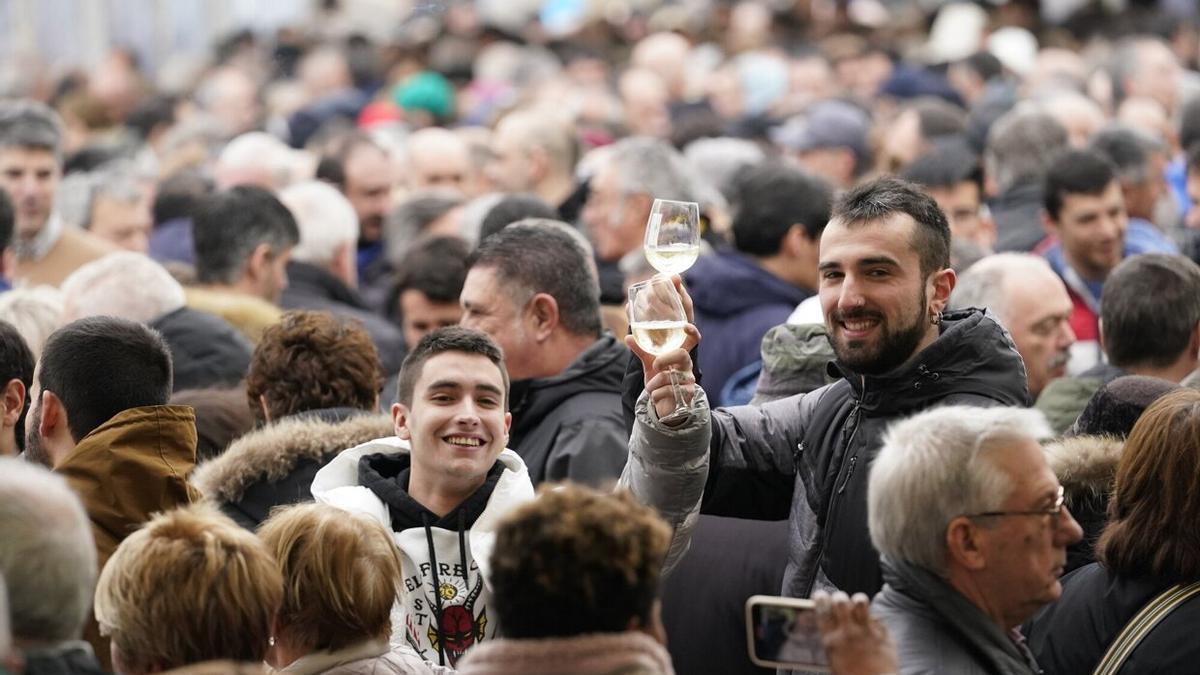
xmin=628 ymin=275 xmax=693 ymax=423
xmin=644 ymin=199 xmax=701 ymax=275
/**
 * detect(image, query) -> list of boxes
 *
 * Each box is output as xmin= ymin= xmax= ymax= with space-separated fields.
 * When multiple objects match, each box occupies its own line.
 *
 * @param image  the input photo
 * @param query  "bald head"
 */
xmin=488 ymin=109 xmax=577 ymax=196
xmin=406 ymin=127 xmax=472 ymax=194
xmin=631 ymin=32 xmax=690 ymax=98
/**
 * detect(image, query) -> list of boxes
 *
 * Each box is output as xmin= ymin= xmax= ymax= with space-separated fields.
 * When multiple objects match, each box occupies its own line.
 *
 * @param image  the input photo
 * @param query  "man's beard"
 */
xmin=23 ymin=405 xmax=51 ymax=467
xmin=826 ymin=290 xmax=930 ymax=376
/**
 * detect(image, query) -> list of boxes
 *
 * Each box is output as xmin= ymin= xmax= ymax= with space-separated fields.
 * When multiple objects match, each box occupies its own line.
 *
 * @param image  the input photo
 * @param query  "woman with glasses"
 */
xmin=1026 ymin=388 xmax=1200 ymax=674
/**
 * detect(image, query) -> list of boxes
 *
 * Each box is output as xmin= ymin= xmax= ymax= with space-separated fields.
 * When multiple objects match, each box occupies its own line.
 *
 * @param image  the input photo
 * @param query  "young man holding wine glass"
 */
xmin=625 ymin=177 xmax=1030 ymax=609
xmin=459 ymin=219 xmax=630 ymax=487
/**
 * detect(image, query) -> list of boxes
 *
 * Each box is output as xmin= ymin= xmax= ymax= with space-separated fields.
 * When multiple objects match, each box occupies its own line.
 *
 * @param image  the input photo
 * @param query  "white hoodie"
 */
xmin=311 ymin=436 xmax=535 ymax=669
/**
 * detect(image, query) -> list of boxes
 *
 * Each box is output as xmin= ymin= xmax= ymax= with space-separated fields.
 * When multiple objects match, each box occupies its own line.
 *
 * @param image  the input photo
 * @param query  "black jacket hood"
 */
xmin=509 ymin=334 xmax=627 ymax=442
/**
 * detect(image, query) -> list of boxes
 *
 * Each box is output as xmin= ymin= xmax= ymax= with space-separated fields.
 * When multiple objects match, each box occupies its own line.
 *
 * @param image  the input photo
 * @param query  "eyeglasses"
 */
xmin=966 ymin=485 xmax=1066 ymax=523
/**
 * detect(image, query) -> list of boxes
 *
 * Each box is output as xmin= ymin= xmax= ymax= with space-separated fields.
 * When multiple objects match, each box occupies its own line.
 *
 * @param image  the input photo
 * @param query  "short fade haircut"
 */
xmin=258 ymin=503 xmax=404 ymax=652
xmin=1100 ymin=254 xmax=1200 ymax=369
xmin=38 ymin=317 xmax=173 ymax=442
xmin=0 ymin=458 xmax=97 ymax=644
xmin=1088 ymin=126 xmax=1165 ymax=186
xmin=387 ymin=236 xmax=470 ymax=322
xmin=246 ymin=311 xmax=383 ymax=423
xmin=396 ymin=327 xmax=508 ymax=408
xmin=193 ymin=186 xmax=301 ymax=285
xmin=93 ymin=504 xmax=282 ymax=672
xmin=0 ymin=100 xmax=64 ymax=160
xmin=490 ymin=483 xmax=671 ymax=638
xmin=1043 ymin=149 xmax=1118 ymax=221
xmin=831 ymin=176 xmax=951 ymax=278
xmin=730 ymin=162 xmax=833 ymax=255
xmin=467 ymin=219 xmax=602 ymax=337
xmin=478 ymin=193 xmax=558 ymax=242
xmin=0 ymin=320 xmax=34 ymax=450
xmin=901 ymin=142 xmax=982 ymax=192
xmin=869 ymin=405 xmax=1052 ymax=574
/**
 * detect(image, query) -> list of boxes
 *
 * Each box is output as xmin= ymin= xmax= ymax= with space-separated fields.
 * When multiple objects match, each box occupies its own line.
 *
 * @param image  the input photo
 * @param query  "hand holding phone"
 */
xmin=745 ymin=595 xmax=831 ymax=671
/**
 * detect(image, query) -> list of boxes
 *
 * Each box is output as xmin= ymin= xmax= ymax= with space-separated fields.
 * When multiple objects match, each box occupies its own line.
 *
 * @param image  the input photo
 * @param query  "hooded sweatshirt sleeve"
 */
xmin=621 ymin=387 xmax=711 ymax=577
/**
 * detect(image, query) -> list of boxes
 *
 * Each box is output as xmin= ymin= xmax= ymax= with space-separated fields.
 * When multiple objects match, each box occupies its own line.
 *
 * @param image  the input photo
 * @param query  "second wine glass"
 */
xmin=628 ymin=275 xmax=693 ymax=423
xmin=644 ymin=198 xmax=700 ymax=275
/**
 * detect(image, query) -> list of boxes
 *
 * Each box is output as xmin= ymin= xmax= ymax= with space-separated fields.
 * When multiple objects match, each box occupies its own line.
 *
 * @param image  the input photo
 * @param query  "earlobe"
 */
xmin=946 ymin=516 xmax=987 ymax=571
xmin=39 ymin=391 xmax=63 ymax=438
xmin=2 ymin=379 xmax=25 ymax=427
xmin=392 ymin=403 xmax=411 ymax=440
xmin=529 ymin=294 xmax=560 ymax=340
xmin=246 ymin=243 xmax=272 ymax=282
xmin=1041 ymin=211 xmax=1058 ymax=237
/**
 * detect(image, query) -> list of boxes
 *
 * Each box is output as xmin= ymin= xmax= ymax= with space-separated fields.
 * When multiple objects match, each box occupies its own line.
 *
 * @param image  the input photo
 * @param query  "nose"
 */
xmin=1058 ymin=320 xmax=1076 ymax=350
xmin=836 ymin=275 xmax=867 ymax=312
xmin=1055 ymin=505 xmax=1085 ymax=546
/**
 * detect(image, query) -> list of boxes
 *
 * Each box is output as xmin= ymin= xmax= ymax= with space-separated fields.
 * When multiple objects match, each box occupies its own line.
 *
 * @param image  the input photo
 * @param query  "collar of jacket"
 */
xmin=274 ymin=639 xmax=389 ymax=675
xmin=191 ymin=411 xmax=394 ymax=503
xmin=285 ymin=260 xmax=370 ymax=310
xmin=55 ymin=405 xmax=199 ymax=539
xmin=508 ymin=333 xmax=626 ymax=425
xmin=455 ymin=630 xmax=674 ymax=675
xmin=882 ymin=556 xmax=1042 ymax=674
xmin=828 ymin=308 xmax=1031 ymax=414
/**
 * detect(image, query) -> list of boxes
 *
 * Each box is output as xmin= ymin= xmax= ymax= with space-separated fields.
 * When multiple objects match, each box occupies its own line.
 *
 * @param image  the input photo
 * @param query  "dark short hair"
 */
xmin=831 ymin=176 xmax=951 ymax=278
xmin=0 ymin=188 xmax=12 ymax=251
xmin=467 ymin=220 xmax=601 ymax=337
xmin=1186 ymin=141 xmax=1200 ymax=174
xmin=1099 ymin=388 xmax=1200 ymax=580
xmin=0 ymin=319 xmax=33 ymax=450
xmin=193 ymin=186 xmax=300 ymax=285
xmin=911 ymin=98 xmax=967 ymax=141
xmin=478 ymin=193 xmax=558 ymax=242
xmin=1043 ymin=149 xmax=1117 ymax=221
xmin=0 ymin=100 xmax=63 ymax=159
xmin=958 ymin=51 xmax=1003 ymax=82
xmin=1181 ymin=96 xmax=1200 ymax=154
xmin=490 ymin=484 xmax=670 ymax=639
xmin=1101 ymin=254 xmax=1200 ymax=369
xmin=730 ymin=162 xmax=833 ymax=253
xmin=901 ymin=141 xmax=982 ymax=192
xmin=39 ymin=317 xmax=173 ymax=442
xmin=246 ymin=311 xmax=383 ymax=423
xmin=396 ymin=327 xmax=508 ymax=407
xmin=386 ymin=236 xmax=470 ymax=322
xmin=314 ymin=131 xmax=383 ymax=191
xmin=1088 ymin=126 xmax=1163 ymax=185
xmin=152 ymin=170 xmax=213 ymax=226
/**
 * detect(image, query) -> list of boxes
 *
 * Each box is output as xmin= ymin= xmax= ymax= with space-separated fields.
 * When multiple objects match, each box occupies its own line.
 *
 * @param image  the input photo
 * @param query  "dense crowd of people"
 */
xmin=2 ymin=0 xmax=1200 ymax=674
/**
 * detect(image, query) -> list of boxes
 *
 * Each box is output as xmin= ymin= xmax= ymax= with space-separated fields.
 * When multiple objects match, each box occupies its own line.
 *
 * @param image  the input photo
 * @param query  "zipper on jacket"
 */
xmin=803 ymin=397 xmax=864 ymax=594
xmin=836 ymin=456 xmax=858 ymax=494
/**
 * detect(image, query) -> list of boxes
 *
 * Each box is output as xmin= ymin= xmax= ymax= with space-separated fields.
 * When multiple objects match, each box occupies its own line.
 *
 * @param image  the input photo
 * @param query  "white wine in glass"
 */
xmin=644 ymin=199 xmax=701 ymax=275
xmin=628 ymin=276 xmax=693 ymax=422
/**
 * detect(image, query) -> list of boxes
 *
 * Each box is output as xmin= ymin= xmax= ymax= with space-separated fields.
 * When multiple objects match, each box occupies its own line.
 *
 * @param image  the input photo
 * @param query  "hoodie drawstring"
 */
xmin=422 ymin=513 xmax=448 ymax=666
xmin=458 ymin=509 xmax=475 ymax=642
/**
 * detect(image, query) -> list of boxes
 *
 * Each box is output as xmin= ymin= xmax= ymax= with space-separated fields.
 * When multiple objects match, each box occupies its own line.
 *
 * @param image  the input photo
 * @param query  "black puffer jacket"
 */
xmin=700 ymin=308 xmax=1030 ymax=598
xmin=508 ymin=334 xmax=629 ymax=486
xmin=150 ymin=306 xmax=253 ymax=391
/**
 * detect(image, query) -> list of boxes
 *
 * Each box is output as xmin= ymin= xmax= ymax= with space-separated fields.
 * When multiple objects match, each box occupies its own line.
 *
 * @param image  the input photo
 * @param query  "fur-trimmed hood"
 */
xmin=192 ymin=412 xmax=394 ymax=503
xmin=1044 ymin=434 xmax=1124 ymax=501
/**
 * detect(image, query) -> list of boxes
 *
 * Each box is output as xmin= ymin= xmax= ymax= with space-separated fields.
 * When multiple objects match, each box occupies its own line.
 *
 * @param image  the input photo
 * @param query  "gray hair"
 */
xmin=0 ymin=100 xmax=64 ymax=160
xmin=1089 ymin=125 xmax=1166 ymax=186
xmin=59 ymin=252 xmax=185 ymax=324
xmin=683 ymin=137 xmax=765 ymax=204
xmin=984 ymin=106 xmax=1069 ymax=193
xmin=608 ymin=136 xmax=705 ymax=205
xmin=56 ymin=160 xmax=147 ymax=230
xmin=0 ymin=458 xmax=97 ymax=643
xmin=868 ymin=405 xmax=1052 ymax=574
xmin=950 ymin=253 xmax=1055 ymax=327
xmin=0 ymin=574 xmax=9 ymax=660
xmin=0 ymin=286 xmax=64 ymax=362
xmin=278 ymin=180 xmax=359 ymax=266
xmin=383 ymin=192 xmax=464 ymax=266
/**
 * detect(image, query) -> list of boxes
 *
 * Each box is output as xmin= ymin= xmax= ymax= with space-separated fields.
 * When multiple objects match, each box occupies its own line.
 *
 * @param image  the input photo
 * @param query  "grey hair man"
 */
xmin=984 ymin=106 xmax=1069 ymax=252
xmin=951 ymin=254 xmax=1075 ymax=398
xmin=868 ymin=405 xmax=1082 ymax=674
xmin=0 ymin=458 xmax=103 ymax=675
xmin=188 ymin=185 xmax=300 ymax=343
xmin=59 ymin=252 xmax=252 ymax=391
xmin=460 ymin=219 xmax=628 ymax=486
xmin=1088 ymin=126 xmax=1172 ymax=230
xmin=278 ymin=180 xmax=405 ymax=374
xmin=0 ymin=101 xmax=115 ymax=287
xmin=487 ymin=108 xmax=579 ymax=214
xmin=56 ymin=160 xmax=153 ymax=253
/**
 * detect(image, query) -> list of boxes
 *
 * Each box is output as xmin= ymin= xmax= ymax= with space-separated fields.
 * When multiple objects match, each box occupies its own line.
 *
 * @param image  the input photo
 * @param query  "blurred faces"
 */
xmin=1045 ymin=181 xmax=1128 ymax=281
xmin=1121 ymin=151 xmax=1168 ymax=222
xmin=89 ymin=193 xmax=152 ymax=253
xmin=393 ymin=351 xmax=511 ymax=500
xmin=399 ymin=289 xmax=462 ymax=349
xmin=999 ymin=268 xmax=1075 ymax=397
xmin=407 ymin=129 xmax=472 ymax=194
xmin=581 ymin=161 xmax=648 ymax=262
xmin=1187 ymin=169 xmax=1200 ymax=230
xmin=459 ymin=266 xmax=537 ymax=380
xmin=342 ymin=144 xmax=392 ymax=245
xmin=818 ymin=214 xmax=948 ymax=376
xmin=1129 ymin=41 xmax=1182 ymax=115
xmin=928 ymin=181 xmax=991 ymax=249
xmin=0 ymin=147 xmax=60 ymax=240
xmin=968 ymin=438 xmax=1083 ymax=629
xmin=487 ymin=122 xmax=536 ymax=194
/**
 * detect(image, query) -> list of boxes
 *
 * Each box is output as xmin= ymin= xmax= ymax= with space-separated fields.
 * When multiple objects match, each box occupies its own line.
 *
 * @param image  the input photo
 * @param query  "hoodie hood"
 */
xmin=1044 ymin=434 xmax=1123 ymax=502
xmin=192 ymin=412 xmax=394 ymax=503
xmin=56 ymin=405 xmax=198 ymax=566
xmin=509 ymin=334 xmax=626 ymax=440
xmin=684 ymin=251 xmax=810 ymax=318
xmin=833 ymin=307 xmax=1032 ymax=414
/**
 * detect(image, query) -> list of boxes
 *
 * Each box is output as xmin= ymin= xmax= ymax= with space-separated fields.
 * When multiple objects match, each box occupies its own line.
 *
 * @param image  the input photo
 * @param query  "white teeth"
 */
xmin=844 ymin=320 xmax=876 ymax=331
xmin=446 ymin=436 xmax=482 ymax=447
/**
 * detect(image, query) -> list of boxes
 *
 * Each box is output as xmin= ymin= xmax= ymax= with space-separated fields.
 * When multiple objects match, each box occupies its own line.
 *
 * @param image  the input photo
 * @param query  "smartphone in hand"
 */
xmin=745 ymin=595 xmax=831 ymax=672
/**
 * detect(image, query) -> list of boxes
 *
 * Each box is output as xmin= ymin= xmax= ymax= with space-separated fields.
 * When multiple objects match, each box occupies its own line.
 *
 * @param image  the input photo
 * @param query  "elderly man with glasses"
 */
xmin=866 ymin=405 xmax=1083 ymax=674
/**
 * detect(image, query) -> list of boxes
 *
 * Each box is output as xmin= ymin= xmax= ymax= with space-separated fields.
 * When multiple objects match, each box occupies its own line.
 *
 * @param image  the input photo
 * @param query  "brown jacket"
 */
xmin=14 ymin=227 xmax=118 ymax=287
xmin=55 ymin=404 xmax=200 ymax=670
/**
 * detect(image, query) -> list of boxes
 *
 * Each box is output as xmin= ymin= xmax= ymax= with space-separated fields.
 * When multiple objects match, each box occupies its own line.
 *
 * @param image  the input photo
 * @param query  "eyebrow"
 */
xmin=427 ymin=380 xmax=503 ymax=396
xmin=818 ymin=256 xmax=902 ymax=271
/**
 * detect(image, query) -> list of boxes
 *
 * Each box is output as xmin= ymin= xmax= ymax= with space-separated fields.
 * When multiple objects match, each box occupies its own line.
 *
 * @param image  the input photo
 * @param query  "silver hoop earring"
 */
xmin=930 ymin=311 xmax=943 ymax=326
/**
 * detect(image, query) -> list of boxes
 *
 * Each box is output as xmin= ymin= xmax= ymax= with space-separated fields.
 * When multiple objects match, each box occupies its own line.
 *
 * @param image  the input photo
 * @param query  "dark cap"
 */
xmin=772 ymin=99 xmax=870 ymax=164
xmin=1069 ymin=375 xmax=1183 ymax=438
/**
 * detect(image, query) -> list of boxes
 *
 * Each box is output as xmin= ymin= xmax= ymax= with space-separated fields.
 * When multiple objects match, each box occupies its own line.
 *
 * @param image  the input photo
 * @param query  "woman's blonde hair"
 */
xmin=257 ymin=503 xmax=403 ymax=652
xmin=93 ymin=504 xmax=282 ymax=673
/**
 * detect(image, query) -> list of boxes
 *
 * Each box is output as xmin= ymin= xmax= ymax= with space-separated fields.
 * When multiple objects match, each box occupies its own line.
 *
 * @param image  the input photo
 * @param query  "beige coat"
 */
xmin=14 ymin=227 xmax=118 ymax=287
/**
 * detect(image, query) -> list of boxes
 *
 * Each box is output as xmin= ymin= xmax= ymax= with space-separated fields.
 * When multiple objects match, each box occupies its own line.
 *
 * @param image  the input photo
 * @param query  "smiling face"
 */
xmin=394 ymin=351 xmax=511 ymax=493
xmin=1046 ymin=181 xmax=1128 ymax=282
xmin=818 ymin=214 xmax=948 ymax=376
